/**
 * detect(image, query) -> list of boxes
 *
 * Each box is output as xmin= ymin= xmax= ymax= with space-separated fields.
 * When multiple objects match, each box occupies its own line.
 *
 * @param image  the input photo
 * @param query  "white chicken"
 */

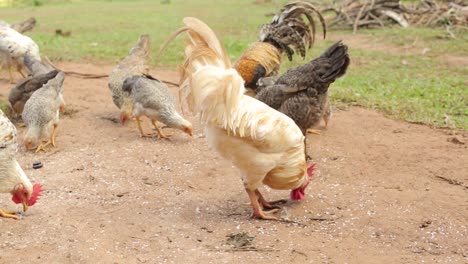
xmin=0 ymin=109 xmax=42 ymax=219
xmin=160 ymin=17 xmax=316 ymax=220
xmin=0 ymin=25 xmax=41 ymax=83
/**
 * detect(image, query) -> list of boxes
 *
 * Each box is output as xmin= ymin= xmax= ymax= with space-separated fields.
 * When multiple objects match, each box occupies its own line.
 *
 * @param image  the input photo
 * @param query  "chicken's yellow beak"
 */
xmin=22 ymin=202 xmax=29 ymax=212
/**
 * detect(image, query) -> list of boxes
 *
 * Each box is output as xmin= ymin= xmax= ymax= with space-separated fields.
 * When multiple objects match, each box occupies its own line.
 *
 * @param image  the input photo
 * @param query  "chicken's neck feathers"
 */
xmin=0 ymin=159 xmax=32 ymax=194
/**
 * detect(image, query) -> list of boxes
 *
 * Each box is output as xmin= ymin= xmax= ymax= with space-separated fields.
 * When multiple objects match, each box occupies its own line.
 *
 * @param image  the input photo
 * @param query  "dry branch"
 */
xmin=320 ymin=0 xmax=467 ymax=32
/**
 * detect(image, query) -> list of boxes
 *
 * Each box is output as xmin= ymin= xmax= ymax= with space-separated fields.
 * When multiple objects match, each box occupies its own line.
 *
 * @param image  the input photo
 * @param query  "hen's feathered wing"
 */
xmin=0 ymin=110 xmax=30 ymax=194
xmin=0 ymin=110 xmax=18 ymax=158
xmin=8 ymin=70 xmax=60 ymax=114
xmin=0 ymin=26 xmax=40 ymax=61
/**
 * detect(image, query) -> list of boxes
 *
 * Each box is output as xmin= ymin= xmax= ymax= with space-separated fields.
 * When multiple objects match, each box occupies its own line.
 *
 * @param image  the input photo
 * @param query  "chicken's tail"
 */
xmin=259 ymin=1 xmax=327 ymax=61
xmin=159 ymin=17 xmax=245 ymax=129
xmin=319 ymin=41 xmax=350 ymax=83
xmin=46 ymin=71 xmax=65 ymax=94
xmin=10 ymin=17 xmax=36 ymax=33
xmin=129 ymin=34 xmax=150 ymax=58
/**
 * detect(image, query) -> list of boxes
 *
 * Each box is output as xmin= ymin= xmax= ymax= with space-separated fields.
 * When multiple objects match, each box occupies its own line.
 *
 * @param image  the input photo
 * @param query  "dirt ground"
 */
xmin=0 ymin=62 xmax=466 ymax=264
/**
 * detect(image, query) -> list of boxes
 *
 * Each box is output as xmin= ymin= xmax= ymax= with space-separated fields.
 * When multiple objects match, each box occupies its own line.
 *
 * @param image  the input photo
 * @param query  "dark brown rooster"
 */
xmin=234 ymin=1 xmax=326 ymax=94
xmin=255 ymin=41 xmax=350 ymax=138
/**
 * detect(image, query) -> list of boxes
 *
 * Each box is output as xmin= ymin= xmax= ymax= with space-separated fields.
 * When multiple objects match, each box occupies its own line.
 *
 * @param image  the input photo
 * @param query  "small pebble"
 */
xmin=33 ymin=162 xmax=43 ymax=169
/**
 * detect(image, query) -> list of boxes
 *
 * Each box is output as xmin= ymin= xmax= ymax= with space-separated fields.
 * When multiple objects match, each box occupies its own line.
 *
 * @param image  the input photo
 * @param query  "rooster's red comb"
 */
xmin=28 ymin=183 xmax=43 ymax=206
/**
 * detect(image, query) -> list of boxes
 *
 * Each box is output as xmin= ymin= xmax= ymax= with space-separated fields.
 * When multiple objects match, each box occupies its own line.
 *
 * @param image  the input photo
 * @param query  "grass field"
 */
xmin=1 ymin=0 xmax=467 ymax=129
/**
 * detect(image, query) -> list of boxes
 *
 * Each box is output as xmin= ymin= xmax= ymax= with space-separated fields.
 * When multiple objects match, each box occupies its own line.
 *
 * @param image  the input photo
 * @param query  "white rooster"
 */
xmin=0 ymin=109 xmax=42 ymax=219
xmin=160 ymin=17 xmax=316 ymax=220
xmin=0 ymin=25 xmax=41 ymax=83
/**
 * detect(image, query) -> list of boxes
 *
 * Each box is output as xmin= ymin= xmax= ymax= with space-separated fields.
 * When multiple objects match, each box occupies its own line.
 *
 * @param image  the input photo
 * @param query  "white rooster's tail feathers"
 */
xmin=189 ymin=66 xmax=244 ymax=130
xmin=159 ymin=17 xmax=245 ymax=129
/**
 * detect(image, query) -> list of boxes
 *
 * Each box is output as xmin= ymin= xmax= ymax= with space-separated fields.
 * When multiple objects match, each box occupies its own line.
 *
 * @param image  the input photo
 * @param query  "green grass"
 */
xmin=332 ymin=50 xmax=467 ymax=129
xmin=0 ymin=100 xmax=8 ymax=113
xmin=0 ymin=0 xmax=466 ymax=129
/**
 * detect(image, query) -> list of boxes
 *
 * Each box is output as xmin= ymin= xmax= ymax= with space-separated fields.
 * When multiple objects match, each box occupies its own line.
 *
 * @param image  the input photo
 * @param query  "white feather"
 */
xmin=0 ymin=26 xmax=41 ymax=73
xmin=0 ymin=110 xmax=32 ymax=194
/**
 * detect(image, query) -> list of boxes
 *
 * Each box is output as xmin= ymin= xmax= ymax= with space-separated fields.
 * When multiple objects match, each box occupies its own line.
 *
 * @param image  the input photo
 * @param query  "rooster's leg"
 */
xmin=306 ymin=128 xmax=321 ymax=135
xmin=304 ymin=139 xmax=312 ymax=161
xmin=8 ymin=67 xmax=14 ymax=84
xmin=0 ymin=209 xmax=18 ymax=220
xmin=35 ymin=124 xmax=59 ymax=152
xmin=323 ymin=113 xmax=331 ymax=128
xmin=35 ymin=140 xmax=52 ymax=153
xmin=255 ymin=190 xmax=286 ymax=210
xmin=17 ymin=68 xmax=26 ymax=78
xmin=151 ymin=120 xmax=172 ymax=139
xmin=50 ymin=124 xmax=58 ymax=147
xmin=135 ymin=117 xmax=154 ymax=138
xmin=245 ymin=188 xmax=278 ymax=220
xmin=16 ymin=64 xmax=26 ymax=78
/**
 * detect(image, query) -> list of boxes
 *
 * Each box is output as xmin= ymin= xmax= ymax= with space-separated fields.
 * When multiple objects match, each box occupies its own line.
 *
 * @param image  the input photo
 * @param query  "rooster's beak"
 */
xmin=22 ymin=202 xmax=29 ymax=212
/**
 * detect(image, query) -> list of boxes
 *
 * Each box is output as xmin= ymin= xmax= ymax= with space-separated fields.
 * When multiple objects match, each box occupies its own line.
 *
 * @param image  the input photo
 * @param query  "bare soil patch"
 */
xmin=0 ymin=62 xmax=466 ymax=263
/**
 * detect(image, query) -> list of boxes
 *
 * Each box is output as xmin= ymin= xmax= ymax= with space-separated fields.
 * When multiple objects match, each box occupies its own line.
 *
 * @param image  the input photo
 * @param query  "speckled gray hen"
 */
xmin=255 ymin=41 xmax=350 ymax=135
xmin=8 ymin=55 xmax=59 ymax=114
xmin=122 ymin=74 xmax=192 ymax=138
xmin=22 ymin=71 xmax=65 ymax=152
xmin=108 ymin=34 xmax=150 ymax=124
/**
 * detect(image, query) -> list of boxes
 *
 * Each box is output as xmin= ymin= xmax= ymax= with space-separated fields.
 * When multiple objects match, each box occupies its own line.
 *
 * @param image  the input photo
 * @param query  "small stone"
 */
xmin=33 ymin=162 xmax=43 ymax=169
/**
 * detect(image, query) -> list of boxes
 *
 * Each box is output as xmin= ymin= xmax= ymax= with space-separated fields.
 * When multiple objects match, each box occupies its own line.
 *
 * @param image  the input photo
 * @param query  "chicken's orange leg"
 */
xmin=306 ymin=128 xmax=321 ymax=135
xmin=35 ymin=124 xmax=59 ymax=152
xmin=50 ymin=123 xmax=58 ymax=147
xmin=255 ymin=190 xmax=286 ymax=210
xmin=151 ymin=120 xmax=172 ymax=139
xmin=16 ymin=66 xmax=26 ymax=78
xmin=135 ymin=117 xmax=154 ymax=138
xmin=0 ymin=209 xmax=18 ymax=220
xmin=35 ymin=140 xmax=51 ymax=153
xmin=8 ymin=67 xmax=14 ymax=84
xmin=245 ymin=188 xmax=278 ymax=220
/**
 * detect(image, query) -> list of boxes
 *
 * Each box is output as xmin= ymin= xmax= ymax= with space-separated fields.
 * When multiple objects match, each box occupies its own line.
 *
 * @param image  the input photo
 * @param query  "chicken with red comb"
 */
xmin=160 ymin=17 xmax=317 ymax=220
xmin=0 ymin=109 xmax=42 ymax=219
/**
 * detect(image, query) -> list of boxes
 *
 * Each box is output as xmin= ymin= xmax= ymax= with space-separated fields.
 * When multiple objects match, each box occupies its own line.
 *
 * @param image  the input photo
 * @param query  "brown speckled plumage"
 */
xmin=108 ymin=35 xmax=150 ymax=121
xmin=22 ymin=72 xmax=65 ymax=149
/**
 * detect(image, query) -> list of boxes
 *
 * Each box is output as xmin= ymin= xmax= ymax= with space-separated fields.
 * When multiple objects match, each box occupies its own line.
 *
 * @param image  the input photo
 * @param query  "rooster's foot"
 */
xmin=250 ymin=209 xmax=278 ymax=220
xmin=255 ymin=190 xmax=286 ymax=210
xmin=35 ymin=140 xmax=53 ymax=153
xmin=151 ymin=120 xmax=172 ymax=139
xmin=157 ymin=132 xmax=172 ymax=139
xmin=0 ymin=209 xmax=18 ymax=220
xmin=306 ymin=128 xmax=321 ymax=135
xmin=140 ymin=133 xmax=157 ymax=138
xmin=247 ymin=189 xmax=279 ymax=220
